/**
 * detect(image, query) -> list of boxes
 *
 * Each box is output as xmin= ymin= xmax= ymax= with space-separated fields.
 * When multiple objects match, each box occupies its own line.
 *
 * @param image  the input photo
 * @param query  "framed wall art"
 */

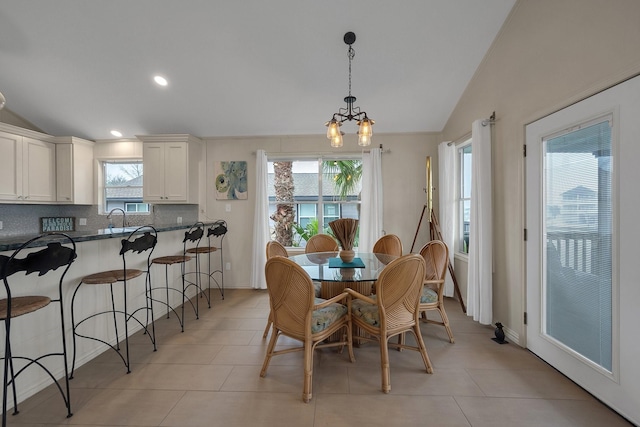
xmin=215 ymin=161 xmax=248 ymax=200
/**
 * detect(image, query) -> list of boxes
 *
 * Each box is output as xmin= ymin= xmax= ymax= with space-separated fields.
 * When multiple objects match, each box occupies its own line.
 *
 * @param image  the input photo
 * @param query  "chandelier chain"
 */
xmin=347 ymin=45 xmax=354 ymax=99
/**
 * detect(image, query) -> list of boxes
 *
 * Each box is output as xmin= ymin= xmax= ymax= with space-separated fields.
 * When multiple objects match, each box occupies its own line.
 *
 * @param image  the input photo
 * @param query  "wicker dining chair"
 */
xmin=260 ymin=256 xmax=355 ymax=403
xmin=347 ymin=253 xmax=433 ymax=393
xmin=418 ymin=240 xmax=454 ymax=343
xmin=304 ymin=234 xmax=338 ymax=254
xmin=372 ymin=234 xmax=403 ymax=257
xmin=262 ymin=241 xmax=288 ymax=338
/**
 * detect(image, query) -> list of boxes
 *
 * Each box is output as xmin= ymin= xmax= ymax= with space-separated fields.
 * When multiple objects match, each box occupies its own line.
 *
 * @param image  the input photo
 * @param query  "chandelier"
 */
xmin=325 ymin=32 xmax=374 ymax=148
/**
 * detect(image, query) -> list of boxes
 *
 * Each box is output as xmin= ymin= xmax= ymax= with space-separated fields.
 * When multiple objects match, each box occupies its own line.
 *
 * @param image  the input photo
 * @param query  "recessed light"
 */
xmin=153 ymin=75 xmax=168 ymax=86
xmin=110 ymin=130 xmax=123 ymax=137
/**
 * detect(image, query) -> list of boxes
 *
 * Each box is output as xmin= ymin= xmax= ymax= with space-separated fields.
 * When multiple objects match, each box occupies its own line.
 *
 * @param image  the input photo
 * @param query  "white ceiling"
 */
xmin=0 ymin=0 xmax=516 ymax=141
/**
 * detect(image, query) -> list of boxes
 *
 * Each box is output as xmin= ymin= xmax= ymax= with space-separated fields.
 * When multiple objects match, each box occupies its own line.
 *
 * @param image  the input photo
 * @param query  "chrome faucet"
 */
xmin=107 ymin=207 xmax=127 ymax=228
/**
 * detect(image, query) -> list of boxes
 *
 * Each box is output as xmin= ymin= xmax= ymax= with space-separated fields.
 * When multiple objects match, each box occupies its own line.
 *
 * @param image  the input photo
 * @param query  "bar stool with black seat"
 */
xmin=150 ymin=222 xmax=204 ymax=332
xmin=69 ymin=226 xmax=157 ymax=377
xmin=1 ymin=232 xmax=77 ymax=426
xmin=186 ymin=220 xmax=227 ymax=303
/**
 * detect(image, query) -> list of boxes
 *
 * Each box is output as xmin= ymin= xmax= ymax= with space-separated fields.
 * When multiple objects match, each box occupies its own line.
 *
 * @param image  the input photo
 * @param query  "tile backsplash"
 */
xmin=0 ymin=204 xmax=198 ymax=236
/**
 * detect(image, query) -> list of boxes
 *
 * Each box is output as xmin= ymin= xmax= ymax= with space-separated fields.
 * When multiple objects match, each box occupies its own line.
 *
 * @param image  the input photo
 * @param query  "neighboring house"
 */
xmin=105 ymin=175 xmax=148 ymax=212
xmin=267 ymin=172 xmax=360 ymax=228
xmin=561 ymin=185 xmax=597 ymax=226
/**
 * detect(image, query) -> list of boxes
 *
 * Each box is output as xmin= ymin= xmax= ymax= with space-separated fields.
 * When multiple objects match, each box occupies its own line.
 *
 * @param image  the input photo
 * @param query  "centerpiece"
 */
xmin=328 ymin=218 xmax=359 ymax=263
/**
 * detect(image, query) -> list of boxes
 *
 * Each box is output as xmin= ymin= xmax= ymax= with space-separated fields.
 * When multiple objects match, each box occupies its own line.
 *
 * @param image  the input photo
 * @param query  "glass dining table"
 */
xmin=288 ymin=251 xmax=397 ymax=298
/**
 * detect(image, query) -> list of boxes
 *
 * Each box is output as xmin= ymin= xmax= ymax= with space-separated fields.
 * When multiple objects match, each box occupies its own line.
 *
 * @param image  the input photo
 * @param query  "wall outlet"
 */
xmin=79 ymin=218 xmax=87 ymax=226
xmin=177 ymin=217 xmax=183 ymax=224
xmin=225 ymin=204 xmax=231 ymax=212
xmin=225 ymin=262 xmax=231 ymax=271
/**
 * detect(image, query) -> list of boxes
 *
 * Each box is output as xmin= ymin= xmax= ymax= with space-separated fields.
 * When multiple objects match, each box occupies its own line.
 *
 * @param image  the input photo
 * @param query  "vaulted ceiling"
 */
xmin=0 ymin=0 xmax=516 ymax=141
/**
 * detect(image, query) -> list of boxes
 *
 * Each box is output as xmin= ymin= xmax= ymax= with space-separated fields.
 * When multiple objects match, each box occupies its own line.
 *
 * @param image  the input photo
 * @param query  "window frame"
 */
xmin=100 ymin=159 xmax=150 ymax=215
xmin=267 ymin=154 xmax=362 ymax=248
xmin=458 ymin=139 xmax=472 ymax=255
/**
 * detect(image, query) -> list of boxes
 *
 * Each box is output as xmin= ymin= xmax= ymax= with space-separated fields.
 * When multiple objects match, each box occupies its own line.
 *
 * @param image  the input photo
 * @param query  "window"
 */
xmin=267 ymin=157 xmax=362 ymax=248
xmin=458 ymin=142 xmax=472 ymax=254
xmin=103 ymin=161 xmax=149 ymax=214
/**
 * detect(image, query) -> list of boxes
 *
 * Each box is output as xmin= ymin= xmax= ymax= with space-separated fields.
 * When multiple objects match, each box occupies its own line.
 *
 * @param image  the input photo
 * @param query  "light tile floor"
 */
xmin=6 ymin=290 xmax=633 ymax=426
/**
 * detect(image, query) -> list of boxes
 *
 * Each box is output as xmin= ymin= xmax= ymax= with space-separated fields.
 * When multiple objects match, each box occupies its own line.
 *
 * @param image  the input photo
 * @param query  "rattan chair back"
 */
xmin=372 ymin=234 xmax=403 ymax=257
xmin=266 ymin=240 xmax=288 ymax=258
xmin=420 ymin=240 xmax=448 ymax=285
xmin=374 ymin=254 xmax=426 ymax=332
xmin=264 ymin=256 xmax=315 ymax=338
xmin=305 ymin=234 xmax=338 ymax=253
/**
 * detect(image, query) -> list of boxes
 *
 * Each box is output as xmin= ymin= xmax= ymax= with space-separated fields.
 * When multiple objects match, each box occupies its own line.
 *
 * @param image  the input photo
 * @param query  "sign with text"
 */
xmin=40 ymin=217 xmax=75 ymax=232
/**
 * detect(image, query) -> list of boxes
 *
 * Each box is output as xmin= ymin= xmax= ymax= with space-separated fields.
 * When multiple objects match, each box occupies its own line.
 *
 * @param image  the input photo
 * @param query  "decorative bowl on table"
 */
xmin=339 ymin=249 xmax=355 ymax=263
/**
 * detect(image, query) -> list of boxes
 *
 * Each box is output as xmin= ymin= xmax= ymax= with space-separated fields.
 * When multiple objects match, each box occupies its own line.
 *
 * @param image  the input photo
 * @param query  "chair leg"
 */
xmin=164 ymin=265 xmax=171 ymax=319
xmin=345 ymin=321 xmax=355 ymax=363
xmin=380 ymin=337 xmax=391 ymax=393
xmin=262 ymin=312 xmax=272 ymax=339
xmin=69 ymin=281 xmax=82 ymax=379
xmin=57 ymin=297 xmax=73 ymax=418
xmin=260 ymin=329 xmax=279 ymax=377
xmin=146 ymin=270 xmax=157 ymax=351
xmin=3 ymin=318 xmax=19 ymax=426
xmin=122 ymin=282 xmax=131 ymax=374
xmin=109 ymin=284 xmax=120 ymax=351
xmin=438 ymin=306 xmax=455 ymax=343
xmin=414 ymin=324 xmax=434 ymax=374
xmin=302 ymin=340 xmax=313 ymax=403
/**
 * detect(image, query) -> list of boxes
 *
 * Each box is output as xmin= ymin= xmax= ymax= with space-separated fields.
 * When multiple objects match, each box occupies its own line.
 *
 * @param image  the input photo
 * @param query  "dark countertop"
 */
xmin=0 ymin=224 xmax=191 ymax=252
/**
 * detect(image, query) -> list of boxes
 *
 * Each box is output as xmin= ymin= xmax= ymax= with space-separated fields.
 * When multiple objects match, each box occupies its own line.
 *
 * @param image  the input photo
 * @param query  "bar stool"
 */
xmin=150 ymin=222 xmax=204 ymax=331
xmin=185 ymin=220 xmax=227 ymax=303
xmin=1 ymin=233 xmax=77 ymax=426
xmin=69 ymin=226 xmax=157 ymax=377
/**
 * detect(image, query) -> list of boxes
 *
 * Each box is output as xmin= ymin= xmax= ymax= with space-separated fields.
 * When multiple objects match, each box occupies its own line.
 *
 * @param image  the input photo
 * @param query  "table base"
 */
xmin=321 ymin=280 xmax=374 ymax=345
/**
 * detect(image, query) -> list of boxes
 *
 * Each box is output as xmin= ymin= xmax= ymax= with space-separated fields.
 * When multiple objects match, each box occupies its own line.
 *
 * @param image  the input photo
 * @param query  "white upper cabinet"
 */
xmin=0 ymin=129 xmax=56 ymax=203
xmin=55 ymin=136 xmax=95 ymax=204
xmin=138 ymin=134 xmax=202 ymax=204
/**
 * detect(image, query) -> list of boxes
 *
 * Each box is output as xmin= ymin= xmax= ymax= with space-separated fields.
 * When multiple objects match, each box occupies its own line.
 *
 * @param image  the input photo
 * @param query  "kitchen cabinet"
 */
xmin=0 ymin=129 xmax=56 ymax=203
xmin=139 ymin=134 xmax=202 ymax=204
xmin=55 ymin=136 xmax=95 ymax=204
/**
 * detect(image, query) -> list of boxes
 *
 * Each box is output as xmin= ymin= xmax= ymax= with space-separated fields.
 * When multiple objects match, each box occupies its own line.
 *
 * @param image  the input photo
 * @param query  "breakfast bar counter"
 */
xmin=0 ymin=225 xmax=200 ymax=406
xmin=0 ymin=223 xmax=191 ymax=252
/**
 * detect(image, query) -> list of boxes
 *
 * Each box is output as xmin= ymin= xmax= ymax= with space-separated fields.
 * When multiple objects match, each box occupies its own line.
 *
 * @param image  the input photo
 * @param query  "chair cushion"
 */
xmin=351 ymin=296 xmax=380 ymax=327
xmin=312 ymin=297 xmax=347 ymax=334
xmin=420 ymin=286 xmax=438 ymax=304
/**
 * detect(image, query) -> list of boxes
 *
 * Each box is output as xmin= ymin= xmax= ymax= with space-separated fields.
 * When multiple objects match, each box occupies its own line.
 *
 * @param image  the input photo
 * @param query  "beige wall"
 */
xmin=442 ymin=0 xmax=640 ymax=344
xmin=202 ymin=132 xmax=441 ymax=288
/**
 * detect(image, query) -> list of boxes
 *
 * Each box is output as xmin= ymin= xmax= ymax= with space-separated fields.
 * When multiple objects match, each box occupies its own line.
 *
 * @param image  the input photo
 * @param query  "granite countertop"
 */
xmin=0 ymin=223 xmax=191 ymax=252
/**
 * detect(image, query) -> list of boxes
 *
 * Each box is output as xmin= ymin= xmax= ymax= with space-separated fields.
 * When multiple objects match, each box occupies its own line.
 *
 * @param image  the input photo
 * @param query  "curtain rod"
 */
xmin=447 ymin=112 xmax=496 ymax=146
xmin=252 ymin=144 xmax=391 ymax=155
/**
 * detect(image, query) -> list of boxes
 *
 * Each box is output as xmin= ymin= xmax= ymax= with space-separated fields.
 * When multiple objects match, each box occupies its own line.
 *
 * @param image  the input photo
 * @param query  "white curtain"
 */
xmin=467 ymin=119 xmax=493 ymax=324
xmin=359 ymin=147 xmax=383 ymax=252
xmin=250 ymin=149 xmax=269 ymax=289
xmin=438 ymin=141 xmax=456 ymax=297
